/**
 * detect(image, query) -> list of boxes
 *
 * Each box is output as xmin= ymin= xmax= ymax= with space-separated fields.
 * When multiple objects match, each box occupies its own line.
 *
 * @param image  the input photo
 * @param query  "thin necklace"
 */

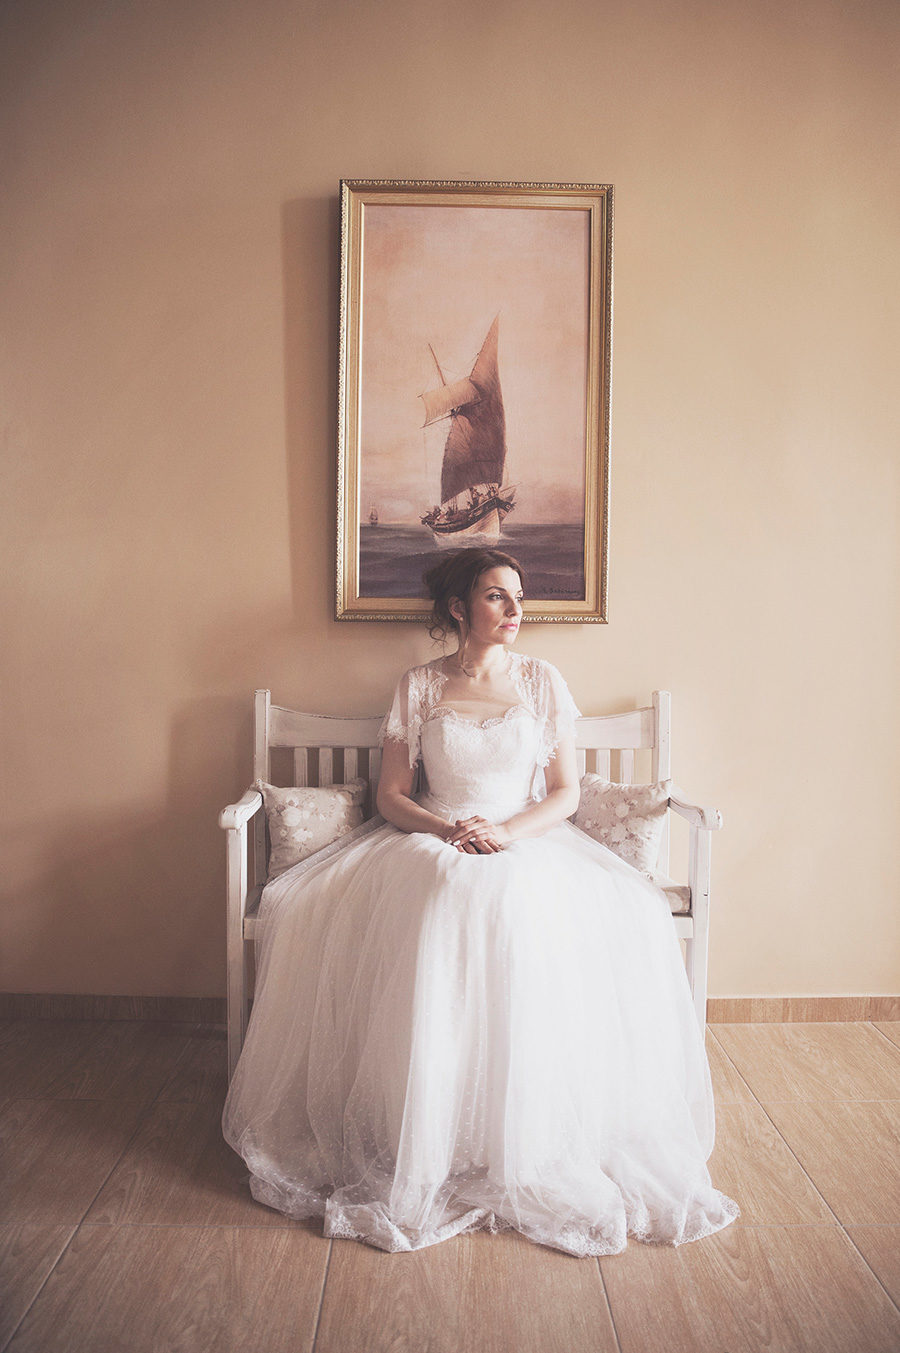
xmin=451 ymin=645 xmax=513 ymax=680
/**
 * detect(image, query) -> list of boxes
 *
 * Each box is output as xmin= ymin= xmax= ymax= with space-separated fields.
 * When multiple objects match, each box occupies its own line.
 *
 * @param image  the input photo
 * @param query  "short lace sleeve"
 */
xmin=535 ymin=660 xmax=581 ymax=768
xmin=377 ymin=667 xmax=423 ymax=770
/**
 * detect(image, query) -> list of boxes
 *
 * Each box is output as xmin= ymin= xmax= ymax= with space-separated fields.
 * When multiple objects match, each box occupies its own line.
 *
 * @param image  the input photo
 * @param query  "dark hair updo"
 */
xmin=423 ymin=547 xmax=524 ymax=642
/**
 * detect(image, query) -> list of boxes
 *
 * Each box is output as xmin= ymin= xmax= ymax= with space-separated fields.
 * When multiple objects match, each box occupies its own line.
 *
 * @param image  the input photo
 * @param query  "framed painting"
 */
xmin=336 ymin=179 xmax=612 ymax=622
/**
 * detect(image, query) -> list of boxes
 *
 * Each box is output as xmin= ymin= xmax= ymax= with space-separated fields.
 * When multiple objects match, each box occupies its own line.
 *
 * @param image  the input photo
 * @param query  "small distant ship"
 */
xmin=419 ymin=316 xmax=515 ymax=544
xmin=368 ymin=505 xmax=379 ymax=526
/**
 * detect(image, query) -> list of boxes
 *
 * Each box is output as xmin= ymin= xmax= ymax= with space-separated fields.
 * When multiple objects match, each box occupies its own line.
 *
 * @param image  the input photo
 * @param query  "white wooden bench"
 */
xmin=220 ymin=689 xmax=722 ymax=1080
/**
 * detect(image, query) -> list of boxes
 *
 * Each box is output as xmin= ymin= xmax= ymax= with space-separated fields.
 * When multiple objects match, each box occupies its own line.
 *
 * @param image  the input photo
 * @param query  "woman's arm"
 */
xmin=375 ymin=737 xmax=454 ymax=840
xmin=446 ymin=733 xmax=581 ymax=850
xmin=505 ymin=733 xmax=581 ymax=838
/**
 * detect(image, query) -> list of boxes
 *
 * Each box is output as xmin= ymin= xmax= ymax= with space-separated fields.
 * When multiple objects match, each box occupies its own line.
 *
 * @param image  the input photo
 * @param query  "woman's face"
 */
xmin=458 ymin=566 xmax=524 ymax=647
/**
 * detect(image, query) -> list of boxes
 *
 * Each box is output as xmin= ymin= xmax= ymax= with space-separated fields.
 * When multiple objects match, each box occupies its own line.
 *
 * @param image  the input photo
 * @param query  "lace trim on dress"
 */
xmin=378 ymin=720 xmax=409 ymax=745
xmin=378 ymin=714 xmax=412 ymax=747
xmin=509 ymin=654 xmax=581 ymax=768
xmin=420 ymin=661 xmax=451 ymax=708
xmin=245 ymin=1158 xmax=740 ymax=1257
xmin=378 ymin=664 xmax=453 ymax=767
xmin=378 ymin=654 xmax=579 ymax=770
xmin=425 ymin=704 xmax=533 ymax=730
xmin=508 ymin=651 xmax=541 ymax=707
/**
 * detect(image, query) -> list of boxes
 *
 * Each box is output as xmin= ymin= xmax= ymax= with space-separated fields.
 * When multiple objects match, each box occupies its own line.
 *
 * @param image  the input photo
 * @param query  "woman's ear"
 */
xmin=449 ymin=597 xmax=464 ymax=622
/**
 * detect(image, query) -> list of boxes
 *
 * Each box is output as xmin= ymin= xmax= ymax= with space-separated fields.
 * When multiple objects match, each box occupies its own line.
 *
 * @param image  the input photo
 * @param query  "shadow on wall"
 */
xmin=282 ymin=194 xmax=342 ymax=629
xmin=256 ymin=192 xmax=436 ymax=703
xmin=2 ymin=187 xmax=415 ymax=1005
xmin=2 ymin=697 xmax=252 ymax=1000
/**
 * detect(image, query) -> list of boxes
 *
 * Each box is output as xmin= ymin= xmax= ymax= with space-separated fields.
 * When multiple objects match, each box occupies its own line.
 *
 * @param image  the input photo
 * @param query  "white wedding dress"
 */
xmin=222 ymin=654 xmax=739 ymax=1256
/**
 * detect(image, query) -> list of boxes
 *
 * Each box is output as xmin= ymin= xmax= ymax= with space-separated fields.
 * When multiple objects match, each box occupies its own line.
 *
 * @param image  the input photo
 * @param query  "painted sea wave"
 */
xmin=359 ymin=523 xmax=586 ymax=601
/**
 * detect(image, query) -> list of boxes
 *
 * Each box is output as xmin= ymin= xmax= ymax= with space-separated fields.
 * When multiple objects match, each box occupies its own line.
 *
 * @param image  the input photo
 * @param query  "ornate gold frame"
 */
xmin=336 ymin=179 xmax=612 ymax=622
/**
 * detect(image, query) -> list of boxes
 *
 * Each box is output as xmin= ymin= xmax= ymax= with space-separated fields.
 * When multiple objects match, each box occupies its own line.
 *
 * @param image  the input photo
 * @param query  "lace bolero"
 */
xmin=378 ymin=654 xmax=581 ymax=771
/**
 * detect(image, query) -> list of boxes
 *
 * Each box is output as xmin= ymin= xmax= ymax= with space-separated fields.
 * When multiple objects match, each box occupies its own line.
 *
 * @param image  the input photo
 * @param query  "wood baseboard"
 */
xmin=0 ymin=992 xmax=227 ymax=1024
xmin=2 ymin=992 xmax=897 ymax=1025
xmin=707 ymin=995 xmax=900 ymax=1022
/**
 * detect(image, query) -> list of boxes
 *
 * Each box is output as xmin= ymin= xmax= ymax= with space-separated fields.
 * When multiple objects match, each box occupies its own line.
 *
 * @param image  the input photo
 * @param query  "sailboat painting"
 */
xmin=337 ymin=181 xmax=612 ymax=622
xmin=419 ymin=316 xmax=516 ymax=546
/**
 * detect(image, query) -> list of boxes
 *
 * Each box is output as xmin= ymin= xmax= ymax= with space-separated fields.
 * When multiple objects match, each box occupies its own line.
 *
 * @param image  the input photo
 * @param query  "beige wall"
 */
xmin=2 ymin=0 xmax=897 ymax=999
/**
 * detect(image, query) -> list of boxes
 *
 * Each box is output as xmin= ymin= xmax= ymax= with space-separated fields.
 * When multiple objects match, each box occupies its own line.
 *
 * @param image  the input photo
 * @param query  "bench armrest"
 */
xmin=219 ymin=788 xmax=264 ymax=831
xmin=668 ymin=786 xmax=722 ymax=832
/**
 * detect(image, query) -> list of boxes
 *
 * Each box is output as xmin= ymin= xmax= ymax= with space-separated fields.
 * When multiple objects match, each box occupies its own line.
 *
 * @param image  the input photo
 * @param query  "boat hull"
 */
xmin=427 ymin=501 xmax=513 ymax=547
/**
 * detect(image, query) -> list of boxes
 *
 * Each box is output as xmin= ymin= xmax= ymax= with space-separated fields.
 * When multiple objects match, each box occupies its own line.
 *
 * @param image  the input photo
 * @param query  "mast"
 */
xmin=418 ymin=316 xmax=506 ymax=506
xmin=428 ymin=344 xmax=447 ymax=385
xmin=440 ymin=316 xmax=505 ymax=503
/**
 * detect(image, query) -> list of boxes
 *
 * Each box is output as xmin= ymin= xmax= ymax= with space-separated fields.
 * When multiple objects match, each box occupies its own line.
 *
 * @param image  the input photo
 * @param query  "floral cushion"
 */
xmin=256 ymin=779 xmax=368 ymax=881
xmin=573 ymin=775 xmax=672 ymax=874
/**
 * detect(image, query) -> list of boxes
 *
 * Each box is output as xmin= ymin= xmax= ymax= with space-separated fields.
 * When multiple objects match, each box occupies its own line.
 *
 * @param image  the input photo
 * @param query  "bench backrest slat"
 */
xmin=251 ymin=689 xmax=672 ymax=875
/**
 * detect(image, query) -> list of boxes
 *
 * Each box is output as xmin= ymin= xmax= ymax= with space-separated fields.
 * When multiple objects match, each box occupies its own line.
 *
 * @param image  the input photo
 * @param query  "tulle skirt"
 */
xmin=222 ymin=809 xmax=739 ymax=1257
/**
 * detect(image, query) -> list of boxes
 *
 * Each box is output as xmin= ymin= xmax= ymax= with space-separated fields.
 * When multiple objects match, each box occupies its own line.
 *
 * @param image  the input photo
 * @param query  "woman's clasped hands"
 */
xmin=444 ymin=816 xmax=512 ymax=854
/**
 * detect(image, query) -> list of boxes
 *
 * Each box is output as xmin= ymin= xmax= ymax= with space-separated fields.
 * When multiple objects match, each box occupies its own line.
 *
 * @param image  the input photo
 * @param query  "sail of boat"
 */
xmin=419 ymin=316 xmax=516 ymax=544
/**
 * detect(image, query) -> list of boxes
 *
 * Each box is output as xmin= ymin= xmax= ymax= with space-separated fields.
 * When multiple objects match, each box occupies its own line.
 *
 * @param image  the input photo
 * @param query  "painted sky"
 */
xmin=358 ymin=203 xmax=589 ymax=525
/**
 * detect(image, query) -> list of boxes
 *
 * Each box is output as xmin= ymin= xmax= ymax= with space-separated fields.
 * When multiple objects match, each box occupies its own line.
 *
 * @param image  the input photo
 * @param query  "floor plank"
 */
xmin=5 ymin=1017 xmax=900 ymax=1353
xmin=156 ymin=1026 xmax=228 ymax=1103
xmin=713 ymin=1023 xmax=900 ymax=1101
xmin=708 ymin=1104 xmax=833 ymax=1224
xmin=705 ymin=1030 xmax=756 ymax=1104
xmin=317 ymin=1228 xmax=618 ymax=1353
xmin=600 ymin=1224 xmax=900 ymax=1353
xmin=765 ymin=1101 xmax=900 ymax=1225
xmin=0 ymin=1021 xmax=116 ymax=1100
xmin=0 ymin=1099 xmax=144 ymax=1226
xmin=0 ymin=1224 xmax=77 ymax=1349
xmin=84 ymin=1100 xmax=305 ymax=1227
xmin=873 ymin=1021 xmax=900 ymax=1052
xmin=845 ymin=1226 xmax=900 ymax=1306
xmin=5 ymin=1224 xmax=328 ymax=1353
xmin=34 ymin=1020 xmax=197 ymax=1106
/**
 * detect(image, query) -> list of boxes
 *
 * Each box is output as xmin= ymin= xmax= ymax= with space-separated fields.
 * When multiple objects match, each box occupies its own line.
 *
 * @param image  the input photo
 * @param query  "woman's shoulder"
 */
xmin=512 ymin=654 xmax=580 ymax=750
xmin=511 ymin=652 xmax=567 ymax=684
xmin=395 ymin=657 xmax=446 ymax=682
xmin=512 ymin=653 xmax=578 ymax=714
xmin=390 ymin=657 xmax=447 ymax=701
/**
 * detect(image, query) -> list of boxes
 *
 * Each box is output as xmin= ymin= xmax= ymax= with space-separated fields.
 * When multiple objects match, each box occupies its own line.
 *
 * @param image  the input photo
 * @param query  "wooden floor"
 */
xmin=2 ymin=1018 xmax=899 ymax=1353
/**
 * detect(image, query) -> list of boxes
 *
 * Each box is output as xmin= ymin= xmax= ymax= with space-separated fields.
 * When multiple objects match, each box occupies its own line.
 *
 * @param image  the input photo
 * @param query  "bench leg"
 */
xmin=226 ymin=951 xmax=246 ymax=1082
xmin=225 ymin=827 xmax=249 ymax=1081
xmin=688 ymin=825 xmax=712 ymax=1035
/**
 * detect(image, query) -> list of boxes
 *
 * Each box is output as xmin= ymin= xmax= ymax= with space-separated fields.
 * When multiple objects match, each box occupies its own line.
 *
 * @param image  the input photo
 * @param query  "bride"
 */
xmin=222 ymin=547 xmax=739 ymax=1256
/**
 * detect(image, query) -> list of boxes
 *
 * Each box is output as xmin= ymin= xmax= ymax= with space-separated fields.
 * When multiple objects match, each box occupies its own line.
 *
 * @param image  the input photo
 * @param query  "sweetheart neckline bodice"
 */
xmin=425 ymin=704 xmax=535 ymax=730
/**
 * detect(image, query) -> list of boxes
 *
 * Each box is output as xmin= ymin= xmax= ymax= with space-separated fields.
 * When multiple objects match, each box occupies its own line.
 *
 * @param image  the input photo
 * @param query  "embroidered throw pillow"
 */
xmin=256 ymin=779 xmax=367 ymax=881
xmin=573 ymin=775 xmax=672 ymax=874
